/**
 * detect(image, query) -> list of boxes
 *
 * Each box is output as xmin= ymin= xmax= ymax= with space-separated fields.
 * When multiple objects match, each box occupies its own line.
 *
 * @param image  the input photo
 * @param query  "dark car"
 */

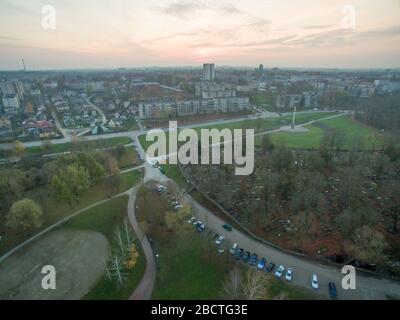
xmin=241 ymin=251 xmax=250 ymax=263
xmin=250 ymin=253 xmax=258 ymax=266
xmin=234 ymin=248 xmax=243 ymax=260
xmin=222 ymin=224 xmax=233 ymax=231
xmin=329 ymin=282 xmax=338 ymax=299
xmin=196 ymin=224 xmax=206 ymax=233
xmin=266 ymin=262 xmax=275 ymax=272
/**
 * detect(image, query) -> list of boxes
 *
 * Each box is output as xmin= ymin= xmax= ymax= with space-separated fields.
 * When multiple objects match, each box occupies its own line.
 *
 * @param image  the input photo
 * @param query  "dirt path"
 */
xmin=127 ymin=185 xmax=156 ymax=300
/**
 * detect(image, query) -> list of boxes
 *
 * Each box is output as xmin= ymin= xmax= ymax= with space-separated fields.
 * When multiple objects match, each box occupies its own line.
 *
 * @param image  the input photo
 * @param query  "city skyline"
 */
xmin=1 ymin=0 xmax=400 ymax=70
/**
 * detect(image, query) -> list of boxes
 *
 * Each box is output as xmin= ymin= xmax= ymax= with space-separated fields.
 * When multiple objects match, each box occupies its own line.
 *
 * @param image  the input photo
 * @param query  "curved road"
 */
xmin=127 ymin=186 xmax=156 ymax=300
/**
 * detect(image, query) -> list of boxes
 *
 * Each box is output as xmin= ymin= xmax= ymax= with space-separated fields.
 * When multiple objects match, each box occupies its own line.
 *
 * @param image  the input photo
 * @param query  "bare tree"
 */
xmin=241 ymin=268 xmax=268 ymax=300
xmin=222 ymin=267 xmax=243 ymax=300
xmin=106 ymin=255 xmax=129 ymax=286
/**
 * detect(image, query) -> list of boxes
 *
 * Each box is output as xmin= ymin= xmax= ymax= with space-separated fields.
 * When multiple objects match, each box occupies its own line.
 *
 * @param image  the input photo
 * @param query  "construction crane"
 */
xmin=21 ymin=58 xmax=26 ymax=71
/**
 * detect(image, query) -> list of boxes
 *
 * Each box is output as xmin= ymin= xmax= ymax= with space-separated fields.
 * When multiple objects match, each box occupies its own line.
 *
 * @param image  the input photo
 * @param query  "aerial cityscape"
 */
xmin=0 ymin=0 xmax=400 ymax=309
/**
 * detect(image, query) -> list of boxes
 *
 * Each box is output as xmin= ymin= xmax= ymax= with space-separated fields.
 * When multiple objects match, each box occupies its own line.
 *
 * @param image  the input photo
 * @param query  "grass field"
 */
xmin=267 ymin=115 xmax=384 ymax=150
xmin=0 ymin=170 xmax=141 ymax=255
xmin=159 ymin=164 xmax=188 ymax=188
xmin=63 ymin=195 xmax=146 ymax=300
xmin=118 ymin=146 xmax=140 ymax=169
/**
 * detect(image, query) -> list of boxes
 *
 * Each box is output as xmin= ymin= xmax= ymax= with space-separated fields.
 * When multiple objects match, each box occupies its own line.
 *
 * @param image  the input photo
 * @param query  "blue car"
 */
xmin=196 ymin=224 xmax=206 ymax=232
xmin=241 ymin=251 xmax=250 ymax=263
xmin=257 ymin=258 xmax=266 ymax=270
xmin=250 ymin=253 xmax=258 ymax=266
xmin=329 ymin=282 xmax=338 ymax=299
xmin=234 ymin=248 xmax=243 ymax=260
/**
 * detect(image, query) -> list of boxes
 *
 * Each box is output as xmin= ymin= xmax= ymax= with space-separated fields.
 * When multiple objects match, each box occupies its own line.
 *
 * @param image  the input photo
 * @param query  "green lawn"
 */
xmin=0 ymin=170 xmax=142 ymax=255
xmin=318 ymin=116 xmax=384 ymax=150
xmin=152 ymin=234 xmax=231 ymax=300
xmin=159 ymin=164 xmax=188 ymax=188
xmin=267 ymin=115 xmax=383 ymax=150
xmin=63 ymin=195 xmax=146 ymax=300
xmin=263 ymin=126 xmax=325 ymax=149
xmin=118 ymin=146 xmax=140 ymax=169
xmin=266 ymin=277 xmax=320 ymax=300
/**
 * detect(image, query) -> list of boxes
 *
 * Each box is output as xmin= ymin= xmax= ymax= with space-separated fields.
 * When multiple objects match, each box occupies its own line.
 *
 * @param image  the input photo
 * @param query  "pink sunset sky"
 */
xmin=0 ymin=0 xmax=399 ymax=70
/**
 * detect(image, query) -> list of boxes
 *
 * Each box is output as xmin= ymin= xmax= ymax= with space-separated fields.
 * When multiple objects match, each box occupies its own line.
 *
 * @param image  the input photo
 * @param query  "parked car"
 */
xmin=250 ymin=253 xmax=258 ymax=266
xmin=187 ymin=217 xmax=196 ymax=224
xmin=193 ymin=220 xmax=202 ymax=226
xmin=197 ymin=224 xmax=206 ymax=233
xmin=275 ymin=265 xmax=285 ymax=278
xmin=222 ymin=224 xmax=233 ymax=231
xmin=257 ymin=258 xmax=266 ymax=270
xmin=174 ymin=204 xmax=183 ymax=211
xmin=329 ymin=282 xmax=337 ymax=299
xmin=229 ymin=243 xmax=238 ymax=254
xmin=311 ymin=274 xmax=319 ymax=289
xmin=285 ymin=268 xmax=294 ymax=281
xmin=241 ymin=251 xmax=250 ymax=263
xmin=266 ymin=262 xmax=275 ymax=272
xmin=234 ymin=248 xmax=243 ymax=260
xmin=215 ymin=235 xmax=225 ymax=245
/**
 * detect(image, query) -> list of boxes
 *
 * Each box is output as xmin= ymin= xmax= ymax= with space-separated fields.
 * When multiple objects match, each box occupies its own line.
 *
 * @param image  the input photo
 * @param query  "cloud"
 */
xmin=303 ymin=24 xmax=334 ymax=30
xmin=157 ymin=0 xmax=245 ymax=18
xmin=140 ymin=32 xmax=200 ymax=44
xmin=157 ymin=0 xmax=204 ymax=18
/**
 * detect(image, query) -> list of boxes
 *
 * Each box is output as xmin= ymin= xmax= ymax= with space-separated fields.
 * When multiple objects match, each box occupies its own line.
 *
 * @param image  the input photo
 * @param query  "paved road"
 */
xmin=127 ymin=186 xmax=156 ymax=300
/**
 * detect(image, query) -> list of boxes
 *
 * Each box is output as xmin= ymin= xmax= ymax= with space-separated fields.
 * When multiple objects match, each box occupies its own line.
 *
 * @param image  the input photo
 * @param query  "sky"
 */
xmin=0 ymin=0 xmax=399 ymax=70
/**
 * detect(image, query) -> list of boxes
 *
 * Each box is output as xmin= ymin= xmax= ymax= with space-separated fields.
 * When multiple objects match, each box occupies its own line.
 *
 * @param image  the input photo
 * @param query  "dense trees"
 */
xmin=6 ymin=198 xmax=43 ymax=231
xmin=0 ymin=169 xmax=29 ymax=218
xmin=184 ymin=135 xmax=400 ymax=269
xmin=346 ymin=226 xmax=387 ymax=264
xmin=355 ymin=92 xmax=400 ymax=132
xmin=51 ymin=164 xmax=91 ymax=206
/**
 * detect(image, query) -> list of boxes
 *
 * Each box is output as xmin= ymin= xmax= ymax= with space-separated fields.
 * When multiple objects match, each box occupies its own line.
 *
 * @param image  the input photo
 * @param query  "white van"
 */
xmin=229 ymin=243 xmax=238 ymax=254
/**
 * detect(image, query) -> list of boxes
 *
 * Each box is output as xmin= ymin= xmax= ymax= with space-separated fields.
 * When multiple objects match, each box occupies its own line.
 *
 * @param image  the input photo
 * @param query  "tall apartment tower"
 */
xmin=203 ymin=63 xmax=215 ymax=81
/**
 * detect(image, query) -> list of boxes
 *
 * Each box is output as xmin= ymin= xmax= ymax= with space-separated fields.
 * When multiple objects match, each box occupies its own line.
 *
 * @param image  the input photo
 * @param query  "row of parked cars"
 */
xmin=187 ymin=217 xmax=206 ymax=233
xmin=182 ymin=208 xmax=339 ymax=299
xmin=226 ymin=242 xmax=338 ymax=299
xmin=155 ymin=185 xmax=183 ymax=211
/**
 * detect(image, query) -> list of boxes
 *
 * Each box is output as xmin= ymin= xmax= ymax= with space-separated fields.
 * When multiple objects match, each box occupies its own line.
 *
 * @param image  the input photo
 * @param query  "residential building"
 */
xmin=138 ymin=97 xmax=249 ymax=119
xmin=203 ymin=63 xmax=215 ymax=81
xmin=2 ymin=94 xmax=20 ymax=114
